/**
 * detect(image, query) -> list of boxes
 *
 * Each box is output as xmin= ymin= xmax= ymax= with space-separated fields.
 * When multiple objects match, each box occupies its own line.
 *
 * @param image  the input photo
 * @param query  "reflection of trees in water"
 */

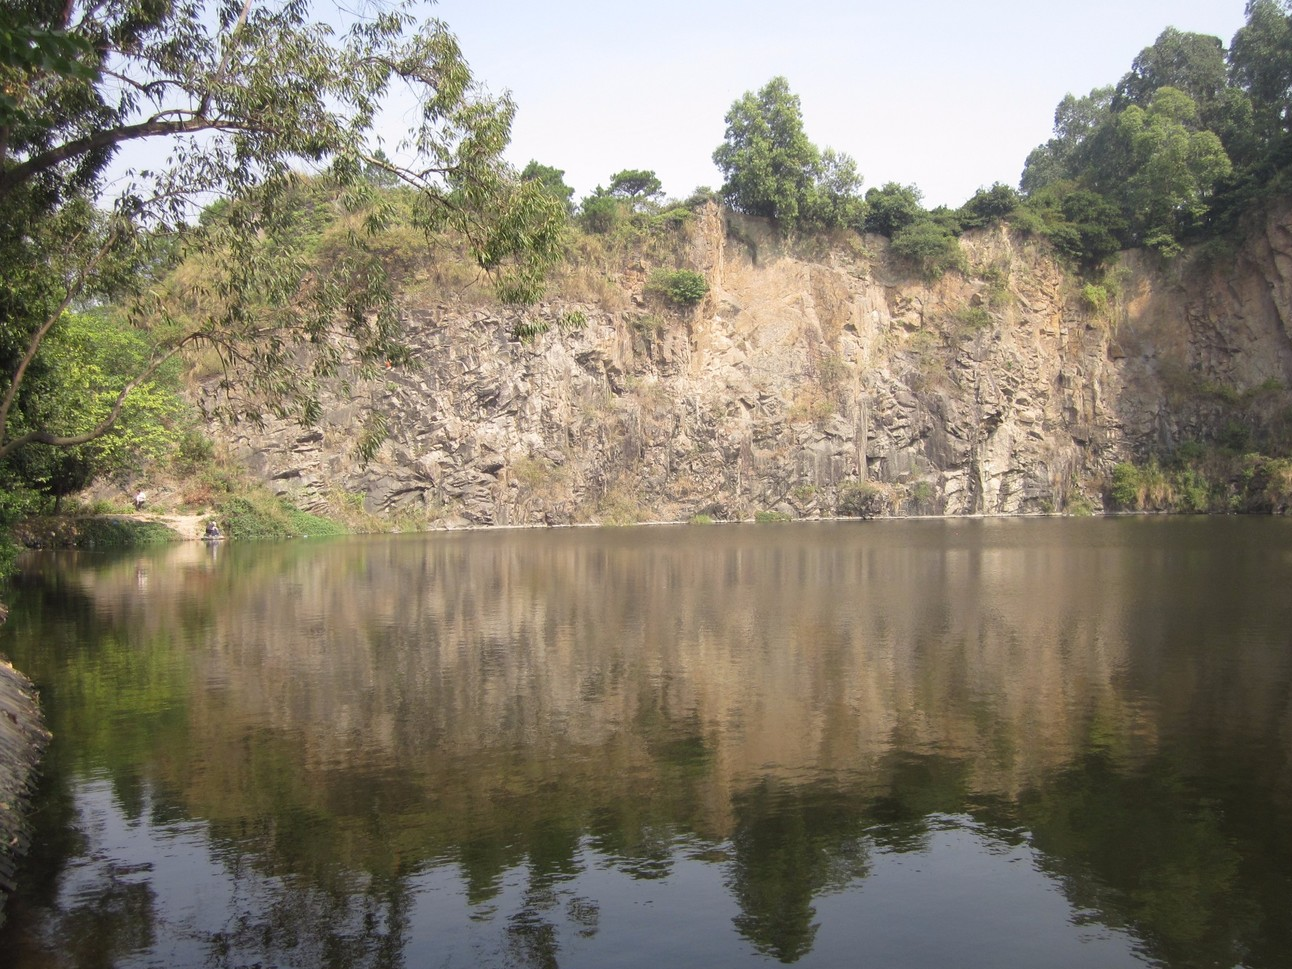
xmin=4 ymin=521 xmax=1292 ymax=967
xmin=43 ymin=878 xmax=155 ymax=968
xmin=727 ymin=780 xmax=871 ymax=962
xmin=204 ymin=873 xmax=411 ymax=969
xmin=1018 ymin=751 xmax=1278 ymax=969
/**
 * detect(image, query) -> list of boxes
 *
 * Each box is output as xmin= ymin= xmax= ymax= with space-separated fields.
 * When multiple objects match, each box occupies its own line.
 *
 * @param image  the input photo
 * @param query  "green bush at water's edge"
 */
xmin=1108 ymin=450 xmax=1292 ymax=514
xmin=219 ymin=495 xmax=348 ymax=541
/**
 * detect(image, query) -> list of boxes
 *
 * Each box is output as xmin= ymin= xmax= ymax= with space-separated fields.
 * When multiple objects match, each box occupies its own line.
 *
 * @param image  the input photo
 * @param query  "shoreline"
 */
xmin=0 ymin=657 xmax=50 ymax=930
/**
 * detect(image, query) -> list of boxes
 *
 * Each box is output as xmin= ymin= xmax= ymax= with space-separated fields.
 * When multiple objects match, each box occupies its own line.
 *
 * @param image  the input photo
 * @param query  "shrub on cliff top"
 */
xmin=890 ymin=221 xmax=964 ymax=278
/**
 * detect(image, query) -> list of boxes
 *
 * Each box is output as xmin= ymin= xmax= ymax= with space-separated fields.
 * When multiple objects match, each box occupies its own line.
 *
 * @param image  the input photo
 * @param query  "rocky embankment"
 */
xmin=220 ymin=202 xmax=1292 ymax=524
xmin=0 ymin=656 xmax=49 ymax=928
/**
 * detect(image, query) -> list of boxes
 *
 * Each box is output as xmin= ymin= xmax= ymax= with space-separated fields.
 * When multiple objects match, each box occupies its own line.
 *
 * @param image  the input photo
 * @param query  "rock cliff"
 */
xmin=218 ymin=202 xmax=1292 ymax=524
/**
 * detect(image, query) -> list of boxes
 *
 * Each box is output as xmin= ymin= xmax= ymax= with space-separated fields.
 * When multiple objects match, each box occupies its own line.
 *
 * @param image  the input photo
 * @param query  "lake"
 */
xmin=1 ymin=517 xmax=1290 ymax=968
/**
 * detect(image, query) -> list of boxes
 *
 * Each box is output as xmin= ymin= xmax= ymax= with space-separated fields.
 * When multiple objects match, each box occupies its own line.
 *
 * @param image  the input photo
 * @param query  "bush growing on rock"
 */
xmin=837 ymin=481 xmax=891 ymax=518
xmin=890 ymin=221 xmax=964 ymax=278
xmin=648 ymin=269 xmax=709 ymax=306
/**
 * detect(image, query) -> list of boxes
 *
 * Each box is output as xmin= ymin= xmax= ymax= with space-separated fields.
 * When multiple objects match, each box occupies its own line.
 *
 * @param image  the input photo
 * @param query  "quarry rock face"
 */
xmin=219 ymin=202 xmax=1292 ymax=524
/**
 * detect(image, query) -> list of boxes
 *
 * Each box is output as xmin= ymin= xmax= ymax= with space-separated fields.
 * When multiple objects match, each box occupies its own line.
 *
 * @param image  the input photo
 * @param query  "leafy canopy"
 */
xmin=713 ymin=77 xmax=865 ymax=231
xmin=0 ymin=0 xmax=564 ymax=468
xmin=607 ymin=169 xmax=664 ymax=204
xmin=1016 ymin=4 xmax=1292 ymax=262
xmin=521 ymin=160 xmax=576 ymax=213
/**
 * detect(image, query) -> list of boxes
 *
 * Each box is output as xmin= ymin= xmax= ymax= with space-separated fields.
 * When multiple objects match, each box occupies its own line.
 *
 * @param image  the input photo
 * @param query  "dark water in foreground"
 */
xmin=1 ymin=517 xmax=1290 ymax=968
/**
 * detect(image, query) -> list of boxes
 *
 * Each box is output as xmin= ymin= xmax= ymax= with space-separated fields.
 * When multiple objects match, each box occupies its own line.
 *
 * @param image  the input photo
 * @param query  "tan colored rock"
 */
xmin=213 ymin=202 xmax=1292 ymax=524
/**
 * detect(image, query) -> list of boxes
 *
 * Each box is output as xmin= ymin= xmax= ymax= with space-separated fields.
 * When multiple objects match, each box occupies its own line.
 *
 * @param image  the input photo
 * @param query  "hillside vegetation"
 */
xmin=4 ymin=1 xmax=1292 ymax=563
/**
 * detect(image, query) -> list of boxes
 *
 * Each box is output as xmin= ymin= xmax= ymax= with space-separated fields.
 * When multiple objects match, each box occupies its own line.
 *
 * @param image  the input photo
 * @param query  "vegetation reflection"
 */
xmin=0 ymin=522 xmax=1289 ymax=967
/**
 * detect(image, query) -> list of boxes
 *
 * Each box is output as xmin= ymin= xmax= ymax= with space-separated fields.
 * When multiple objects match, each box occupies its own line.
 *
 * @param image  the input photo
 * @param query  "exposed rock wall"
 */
xmin=220 ymin=202 xmax=1292 ymax=524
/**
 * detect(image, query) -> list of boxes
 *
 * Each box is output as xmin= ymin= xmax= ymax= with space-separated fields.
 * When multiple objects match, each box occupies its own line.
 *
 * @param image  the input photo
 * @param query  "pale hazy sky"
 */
xmin=423 ymin=0 xmax=1250 ymax=209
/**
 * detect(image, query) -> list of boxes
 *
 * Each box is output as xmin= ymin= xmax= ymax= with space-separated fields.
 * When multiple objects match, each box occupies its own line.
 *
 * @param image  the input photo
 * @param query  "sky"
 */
xmin=415 ymin=0 xmax=1251 ymax=209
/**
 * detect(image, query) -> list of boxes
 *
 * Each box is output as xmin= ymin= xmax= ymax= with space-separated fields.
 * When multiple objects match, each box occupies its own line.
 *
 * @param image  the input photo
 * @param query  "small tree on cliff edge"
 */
xmin=713 ymin=77 xmax=865 ymax=231
xmin=0 ymin=0 xmax=564 ymax=469
xmin=714 ymin=77 xmax=820 ymax=226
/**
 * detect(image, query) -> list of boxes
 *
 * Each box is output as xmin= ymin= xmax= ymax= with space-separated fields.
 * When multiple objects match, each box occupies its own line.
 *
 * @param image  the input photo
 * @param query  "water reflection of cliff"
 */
xmin=5 ymin=518 xmax=1292 ymax=968
xmin=76 ymin=523 xmax=1161 ymax=793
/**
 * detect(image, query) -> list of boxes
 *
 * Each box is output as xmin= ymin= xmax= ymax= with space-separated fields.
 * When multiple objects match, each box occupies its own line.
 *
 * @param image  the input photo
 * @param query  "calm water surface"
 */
xmin=1 ymin=517 xmax=1290 ymax=968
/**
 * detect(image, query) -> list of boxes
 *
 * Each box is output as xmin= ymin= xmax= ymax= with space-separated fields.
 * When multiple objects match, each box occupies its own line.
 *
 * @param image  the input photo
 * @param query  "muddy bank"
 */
xmin=0 ymin=657 xmax=49 ymax=929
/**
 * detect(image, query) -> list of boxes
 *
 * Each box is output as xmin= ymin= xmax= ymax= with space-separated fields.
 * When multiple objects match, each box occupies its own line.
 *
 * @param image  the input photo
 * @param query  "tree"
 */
xmin=805 ymin=148 xmax=867 ymax=231
xmin=863 ymin=182 xmax=924 ymax=236
xmin=1230 ymin=0 xmax=1292 ymax=155
xmin=889 ymin=220 xmax=962 ymax=277
xmin=713 ymin=77 xmax=867 ymax=231
xmin=577 ymin=188 xmax=622 ymax=234
xmin=0 ymin=0 xmax=564 ymax=468
xmin=1117 ymin=27 xmax=1255 ymax=165
xmin=957 ymin=182 xmax=1022 ymax=229
xmin=0 ymin=20 xmax=93 ymax=125
xmin=1017 ymin=182 xmax=1127 ymax=269
xmin=1100 ymin=88 xmax=1233 ymax=251
xmin=1116 ymin=28 xmax=1228 ymax=112
xmin=521 ymin=160 xmax=575 ymax=213
xmin=0 ymin=311 xmax=186 ymax=509
xmin=713 ymin=77 xmax=821 ymax=225
xmin=1020 ymin=87 xmax=1115 ymax=193
xmin=607 ymin=169 xmax=664 ymax=207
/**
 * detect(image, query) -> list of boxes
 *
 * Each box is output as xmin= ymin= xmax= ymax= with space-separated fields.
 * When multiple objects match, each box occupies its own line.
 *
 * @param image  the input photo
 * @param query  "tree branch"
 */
xmin=0 ymin=113 xmax=260 ymax=199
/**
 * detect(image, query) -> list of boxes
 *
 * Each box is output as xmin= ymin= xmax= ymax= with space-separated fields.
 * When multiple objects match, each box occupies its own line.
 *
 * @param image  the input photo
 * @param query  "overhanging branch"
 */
xmin=0 ymin=113 xmax=260 ymax=199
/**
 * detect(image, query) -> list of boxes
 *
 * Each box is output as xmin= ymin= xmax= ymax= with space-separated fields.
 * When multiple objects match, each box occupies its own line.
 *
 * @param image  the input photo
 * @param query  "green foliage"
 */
xmin=632 ymin=313 xmax=667 ymax=336
xmin=1104 ymin=88 xmax=1233 ymax=251
xmin=521 ymin=160 xmax=576 ymax=213
xmin=1111 ymin=462 xmax=1144 ymax=507
xmin=957 ymin=183 xmax=1022 ymax=229
xmin=512 ymin=318 xmax=550 ymax=343
xmin=171 ymin=430 xmax=216 ymax=477
xmin=1229 ymin=1 xmax=1292 ymax=156
xmin=714 ymin=77 xmax=820 ymax=225
xmin=836 ymin=481 xmax=889 ymax=518
xmin=951 ymin=305 xmax=994 ymax=333
xmin=1117 ymin=28 xmax=1227 ymax=112
xmin=1021 ymin=87 xmax=1116 ymax=195
xmin=557 ymin=310 xmax=587 ymax=332
xmin=754 ymin=510 xmax=792 ymax=523
xmin=1018 ymin=182 xmax=1127 ymax=269
xmin=1066 ymin=491 xmax=1097 ymax=516
xmin=579 ymin=191 xmax=624 ymax=234
xmin=217 ymin=495 xmax=347 ymax=541
xmin=864 ymin=183 xmax=925 ymax=236
xmin=910 ymin=481 xmax=936 ymax=507
xmin=688 ymin=513 xmax=714 ymax=525
xmin=684 ymin=186 xmax=720 ymax=208
xmin=647 ymin=269 xmax=709 ymax=306
xmin=1082 ymin=283 xmax=1110 ymax=314
xmin=713 ymin=77 xmax=865 ymax=231
xmin=0 ymin=310 xmax=191 ymax=507
xmin=1110 ymin=455 xmax=1226 ymax=513
xmin=1016 ymin=8 xmax=1292 ymax=261
xmin=1 ymin=0 xmax=564 ymax=474
xmin=889 ymin=220 xmax=963 ymax=278
xmin=608 ymin=169 xmax=664 ymax=207
xmin=805 ymin=149 xmax=867 ymax=231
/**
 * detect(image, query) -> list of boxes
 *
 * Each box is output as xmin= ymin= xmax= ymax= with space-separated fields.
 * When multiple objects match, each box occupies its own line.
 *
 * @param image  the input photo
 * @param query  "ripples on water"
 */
xmin=2 ymin=517 xmax=1291 ymax=968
